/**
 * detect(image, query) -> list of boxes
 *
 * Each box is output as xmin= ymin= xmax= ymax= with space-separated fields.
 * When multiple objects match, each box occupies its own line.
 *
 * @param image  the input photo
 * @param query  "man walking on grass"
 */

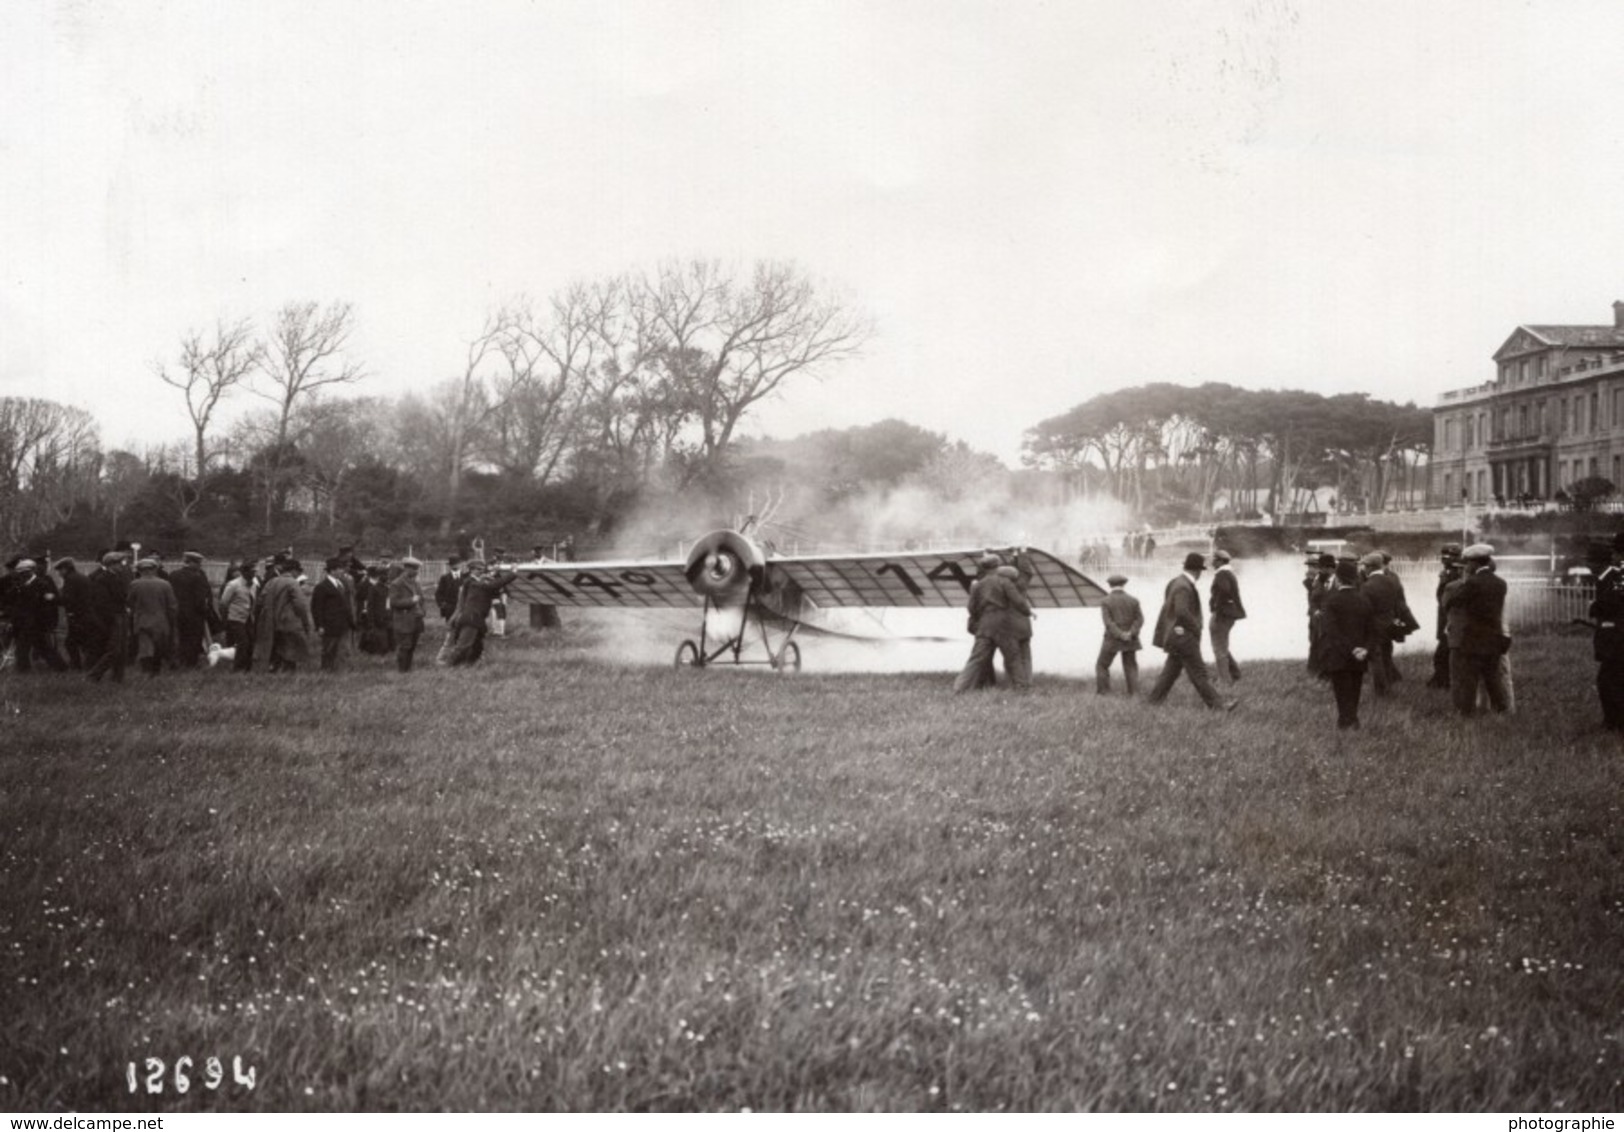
xmin=1146 ymin=552 xmax=1237 ymax=712
xmin=1208 ymin=549 xmax=1245 ymax=685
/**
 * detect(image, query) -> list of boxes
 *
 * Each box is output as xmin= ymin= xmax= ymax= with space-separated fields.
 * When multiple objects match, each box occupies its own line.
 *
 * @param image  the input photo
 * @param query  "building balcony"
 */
xmin=1486 ymin=433 xmax=1554 ymax=452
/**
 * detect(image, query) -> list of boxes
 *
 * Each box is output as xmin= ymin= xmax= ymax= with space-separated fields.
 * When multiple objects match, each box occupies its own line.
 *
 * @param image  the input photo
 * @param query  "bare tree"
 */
xmin=253 ymin=301 xmax=366 ymax=533
xmin=0 ymin=397 xmax=102 ymax=545
xmin=155 ymin=317 xmax=263 ymax=489
xmin=643 ymin=260 xmax=871 ymax=487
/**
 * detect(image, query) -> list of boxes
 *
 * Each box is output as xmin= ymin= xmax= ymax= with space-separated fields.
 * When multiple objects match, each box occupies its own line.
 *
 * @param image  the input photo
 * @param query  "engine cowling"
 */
xmin=684 ymin=529 xmax=767 ymax=601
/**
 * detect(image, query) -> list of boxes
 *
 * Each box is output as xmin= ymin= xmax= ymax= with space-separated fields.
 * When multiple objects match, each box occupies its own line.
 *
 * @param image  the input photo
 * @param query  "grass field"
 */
xmin=1 ymin=622 xmax=1620 ymax=1112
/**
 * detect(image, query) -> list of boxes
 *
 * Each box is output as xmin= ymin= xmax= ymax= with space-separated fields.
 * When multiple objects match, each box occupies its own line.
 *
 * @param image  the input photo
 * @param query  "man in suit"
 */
xmin=1360 ymin=551 xmax=1419 ymax=696
xmin=169 ymin=551 xmax=220 ymax=668
xmin=1208 ymin=549 xmax=1246 ymax=685
xmin=443 ymin=559 xmax=520 ymax=668
xmin=389 ymin=557 xmax=428 ymax=672
xmin=1443 ymin=543 xmax=1510 ymax=715
xmin=1146 ymin=552 xmax=1236 ymax=711
xmin=434 ymin=556 xmax=466 ymax=621
xmin=1313 ymin=558 xmax=1377 ymax=730
xmin=1095 ymin=573 xmax=1143 ymax=696
xmin=52 ymin=558 xmax=93 ymax=670
xmin=1427 ymin=544 xmax=1464 ymax=690
xmin=311 ymin=557 xmax=357 ymax=671
xmin=84 ymin=550 xmax=131 ymax=683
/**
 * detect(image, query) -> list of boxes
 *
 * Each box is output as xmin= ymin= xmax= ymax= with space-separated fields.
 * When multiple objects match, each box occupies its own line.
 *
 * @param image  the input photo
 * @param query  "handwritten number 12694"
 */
xmin=126 ymin=1055 xmax=257 ymax=1094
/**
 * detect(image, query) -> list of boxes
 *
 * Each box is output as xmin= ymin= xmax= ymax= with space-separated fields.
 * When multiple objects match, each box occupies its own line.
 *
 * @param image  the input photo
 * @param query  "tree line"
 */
xmin=1023 ymin=382 xmax=1432 ymax=524
xmin=4 ymin=272 xmax=1436 ymax=557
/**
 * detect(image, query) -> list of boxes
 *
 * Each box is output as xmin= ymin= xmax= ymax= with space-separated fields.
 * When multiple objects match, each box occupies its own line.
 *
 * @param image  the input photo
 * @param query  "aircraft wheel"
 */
xmin=674 ymin=640 xmax=703 ymax=669
xmin=774 ymin=641 xmax=801 ymax=674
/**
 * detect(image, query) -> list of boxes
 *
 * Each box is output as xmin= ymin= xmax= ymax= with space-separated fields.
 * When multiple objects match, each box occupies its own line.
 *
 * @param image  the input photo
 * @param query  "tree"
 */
xmin=1569 ymin=476 xmax=1615 ymax=512
xmin=155 ymin=317 xmax=263 ymax=516
xmin=253 ymin=301 xmax=366 ymax=533
xmin=644 ymin=260 xmax=871 ymax=487
xmin=0 ymin=398 xmax=102 ymax=546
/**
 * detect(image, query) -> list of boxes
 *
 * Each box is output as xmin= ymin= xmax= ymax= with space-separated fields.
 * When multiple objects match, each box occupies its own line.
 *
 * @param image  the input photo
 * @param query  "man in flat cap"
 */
xmin=1147 ymin=552 xmax=1235 ymax=711
xmin=953 ymin=552 xmax=1005 ymax=692
xmin=1207 ymin=549 xmax=1245 ymax=685
xmin=1443 ymin=544 xmax=1510 ymax=715
xmin=1095 ymin=573 xmax=1143 ymax=696
xmin=254 ymin=558 xmax=313 ymax=673
xmin=443 ymin=558 xmax=519 ymax=668
xmin=128 ymin=559 xmax=177 ymax=677
xmin=389 ymin=557 xmax=427 ymax=672
xmin=84 ymin=551 xmax=131 ymax=683
xmin=8 ymin=558 xmax=68 ymax=673
xmin=1359 ymin=550 xmax=1418 ymax=696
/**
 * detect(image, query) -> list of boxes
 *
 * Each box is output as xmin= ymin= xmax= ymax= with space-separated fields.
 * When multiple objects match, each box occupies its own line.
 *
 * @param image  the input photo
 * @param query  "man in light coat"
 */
xmin=127 ymin=559 xmax=177 ymax=677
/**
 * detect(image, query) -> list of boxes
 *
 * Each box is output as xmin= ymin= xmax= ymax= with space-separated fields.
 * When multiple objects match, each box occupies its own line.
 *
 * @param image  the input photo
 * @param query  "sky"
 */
xmin=5 ymin=0 xmax=1624 ymax=465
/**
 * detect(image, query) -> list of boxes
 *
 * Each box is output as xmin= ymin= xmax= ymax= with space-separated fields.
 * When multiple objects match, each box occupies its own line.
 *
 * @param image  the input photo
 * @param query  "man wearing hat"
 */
xmin=389 ymin=557 xmax=428 ymax=671
xmin=953 ymin=553 xmax=1003 ymax=692
xmin=52 ymin=558 xmax=93 ymax=670
xmin=253 ymin=558 xmax=313 ymax=673
xmin=1208 ymin=549 xmax=1245 ymax=685
xmin=1587 ymin=533 xmax=1624 ymax=730
xmin=1427 ymin=544 xmax=1465 ymax=690
xmin=84 ymin=550 xmax=131 ymax=683
xmin=435 ymin=555 xmax=467 ymax=622
xmin=1442 ymin=544 xmax=1511 ymax=715
xmin=443 ymin=559 xmax=520 ymax=668
xmin=1147 ymin=552 xmax=1235 ymax=711
xmin=8 ymin=558 xmax=68 ymax=673
xmin=1095 ymin=573 xmax=1143 ymax=697
xmin=312 ymin=557 xmax=357 ymax=671
xmin=1313 ymin=557 xmax=1378 ymax=730
xmin=1360 ymin=551 xmax=1419 ymax=696
xmin=169 ymin=551 xmax=220 ymax=669
xmin=1304 ymin=552 xmax=1336 ymax=674
xmin=128 ymin=559 xmax=178 ymax=677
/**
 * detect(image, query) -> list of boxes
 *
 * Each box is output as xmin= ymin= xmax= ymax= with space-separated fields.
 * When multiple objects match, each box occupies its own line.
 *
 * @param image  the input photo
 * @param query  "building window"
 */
xmin=1518 ymin=405 xmax=1528 ymax=436
xmin=1592 ymin=392 xmax=1601 ymax=432
xmin=1443 ymin=472 xmax=1454 ymax=500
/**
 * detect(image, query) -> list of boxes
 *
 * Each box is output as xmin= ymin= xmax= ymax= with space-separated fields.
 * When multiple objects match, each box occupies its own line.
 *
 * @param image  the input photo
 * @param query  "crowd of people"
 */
xmin=952 ymin=538 xmax=1551 ymax=734
xmin=0 ymin=544 xmax=519 ymax=681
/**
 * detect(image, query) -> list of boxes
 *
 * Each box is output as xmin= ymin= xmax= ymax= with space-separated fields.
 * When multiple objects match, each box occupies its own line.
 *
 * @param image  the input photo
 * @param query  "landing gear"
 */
xmin=772 ymin=640 xmax=801 ymax=674
xmin=674 ymin=640 xmax=703 ymax=669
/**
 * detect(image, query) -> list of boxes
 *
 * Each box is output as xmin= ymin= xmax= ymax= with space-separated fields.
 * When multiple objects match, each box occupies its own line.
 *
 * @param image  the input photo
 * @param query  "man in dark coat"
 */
xmin=9 ymin=559 xmax=68 ymax=673
xmin=53 ymin=558 xmax=94 ymax=669
xmin=1443 ymin=544 xmax=1511 ymax=715
xmin=311 ymin=557 xmax=357 ymax=671
xmin=1304 ymin=553 xmax=1335 ymax=673
xmin=444 ymin=560 xmax=519 ymax=667
xmin=1096 ymin=573 xmax=1143 ymax=696
xmin=952 ymin=554 xmax=1003 ymax=692
xmin=1147 ymin=552 xmax=1234 ymax=711
xmin=1208 ymin=549 xmax=1246 ymax=685
xmin=435 ymin=556 xmax=466 ymax=621
xmin=1587 ymin=539 xmax=1624 ymax=731
xmin=1427 ymin=544 xmax=1464 ymax=690
xmin=169 ymin=551 xmax=219 ymax=668
xmin=84 ymin=551 xmax=131 ymax=683
xmin=254 ymin=560 xmax=313 ymax=673
xmin=1313 ymin=559 xmax=1378 ymax=730
xmin=1359 ymin=551 xmax=1419 ymax=695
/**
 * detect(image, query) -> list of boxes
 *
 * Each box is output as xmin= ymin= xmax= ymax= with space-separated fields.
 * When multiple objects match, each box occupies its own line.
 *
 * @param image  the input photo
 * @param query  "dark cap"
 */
xmin=1106 ymin=573 xmax=1128 ymax=587
xmin=1334 ymin=560 xmax=1360 ymax=584
xmin=1183 ymin=552 xmax=1206 ymax=572
xmin=1212 ymin=549 xmax=1231 ymax=564
xmin=183 ymin=550 xmax=204 ymax=563
xmin=1440 ymin=543 xmax=1463 ymax=560
xmin=1318 ymin=553 xmax=1337 ymax=568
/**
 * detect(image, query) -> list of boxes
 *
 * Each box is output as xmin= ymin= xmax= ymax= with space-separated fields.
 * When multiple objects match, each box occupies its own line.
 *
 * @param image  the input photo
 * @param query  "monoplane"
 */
xmin=502 ymin=529 xmax=1109 ymax=671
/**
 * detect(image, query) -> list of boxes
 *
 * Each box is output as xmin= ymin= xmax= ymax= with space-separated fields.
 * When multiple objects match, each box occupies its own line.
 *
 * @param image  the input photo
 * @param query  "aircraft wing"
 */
xmin=500 ymin=546 xmax=1108 ymax=610
xmin=504 ymin=559 xmax=703 ymax=608
xmin=767 ymin=547 xmax=1109 ymax=608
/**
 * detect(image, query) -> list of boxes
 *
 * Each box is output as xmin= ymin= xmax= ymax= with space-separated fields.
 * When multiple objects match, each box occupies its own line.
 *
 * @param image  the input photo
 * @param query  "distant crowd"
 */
xmin=0 ymin=543 xmax=524 ymax=681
